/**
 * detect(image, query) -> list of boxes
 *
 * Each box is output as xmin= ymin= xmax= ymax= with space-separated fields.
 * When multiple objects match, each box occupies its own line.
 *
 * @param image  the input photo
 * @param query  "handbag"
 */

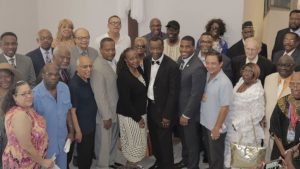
xmin=230 ymin=117 xmax=266 ymax=168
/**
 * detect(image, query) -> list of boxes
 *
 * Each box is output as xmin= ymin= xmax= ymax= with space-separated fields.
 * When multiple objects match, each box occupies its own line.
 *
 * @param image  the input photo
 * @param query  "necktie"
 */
xmin=179 ymin=62 xmax=185 ymax=70
xmin=81 ymin=51 xmax=88 ymax=56
xmin=151 ymin=60 xmax=160 ymax=65
xmin=61 ymin=69 xmax=70 ymax=84
xmin=45 ymin=51 xmax=51 ymax=64
xmin=9 ymin=58 xmax=15 ymax=67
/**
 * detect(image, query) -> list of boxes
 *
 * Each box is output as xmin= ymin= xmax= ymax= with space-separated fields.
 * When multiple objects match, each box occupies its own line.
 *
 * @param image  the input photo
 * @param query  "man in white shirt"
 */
xmin=94 ymin=15 xmax=131 ymax=62
xmin=27 ymin=29 xmax=54 ymax=78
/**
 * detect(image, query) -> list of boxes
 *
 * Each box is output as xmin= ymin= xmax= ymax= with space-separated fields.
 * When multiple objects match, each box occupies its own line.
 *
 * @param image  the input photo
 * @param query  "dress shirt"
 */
xmin=283 ymin=49 xmax=296 ymax=57
xmin=147 ymin=54 xmax=164 ymax=100
xmin=180 ymin=53 xmax=194 ymax=70
xmin=40 ymin=47 xmax=53 ymax=63
xmin=76 ymin=46 xmax=88 ymax=56
xmin=197 ymin=51 xmax=206 ymax=66
xmin=106 ymin=60 xmax=117 ymax=73
xmin=277 ymin=75 xmax=291 ymax=98
xmin=4 ymin=54 xmax=16 ymax=66
xmin=291 ymin=27 xmax=300 ymax=36
xmin=246 ymin=55 xmax=258 ymax=64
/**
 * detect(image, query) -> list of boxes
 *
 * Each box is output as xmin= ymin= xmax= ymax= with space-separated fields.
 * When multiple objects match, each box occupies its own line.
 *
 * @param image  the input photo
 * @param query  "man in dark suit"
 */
xmin=227 ymin=21 xmax=268 ymax=59
xmin=196 ymin=32 xmax=233 ymax=81
xmin=26 ymin=29 xmax=53 ymax=77
xmin=272 ymin=9 xmax=300 ymax=56
xmin=272 ymin=32 xmax=300 ymax=66
xmin=0 ymin=32 xmax=36 ymax=87
xmin=232 ymin=37 xmax=275 ymax=86
xmin=175 ymin=36 xmax=206 ymax=169
xmin=144 ymin=37 xmax=180 ymax=169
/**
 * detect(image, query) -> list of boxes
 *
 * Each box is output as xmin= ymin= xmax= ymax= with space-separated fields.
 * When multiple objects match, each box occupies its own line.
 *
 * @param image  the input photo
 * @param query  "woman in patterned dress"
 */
xmin=116 ymin=48 xmax=148 ymax=169
xmin=1 ymin=81 xmax=54 ymax=169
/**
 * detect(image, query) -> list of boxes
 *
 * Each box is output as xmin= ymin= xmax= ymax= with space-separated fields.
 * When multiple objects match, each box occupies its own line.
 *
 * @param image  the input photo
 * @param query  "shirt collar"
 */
xmin=284 ymin=48 xmax=296 ymax=56
xmin=207 ymin=69 xmax=224 ymax=82
xmin=76 ymin=46 xmax=88 ymax=55
xmin=182 ymin=53 xmax=194 ymax=63
xmin=152 ymin=54 xmax=164 ymax=63
xmin=246 ymin=55 xmax=258 ymax=64
xmin=40 ymin=47 xmax=52 ymax=54
xmin=74 ymin=73 xmax=89 ymax=85
xmin=291 ymin=27 xmax=300 ymax=36
xmin=3 ymin=54 xmax=15 ymax=61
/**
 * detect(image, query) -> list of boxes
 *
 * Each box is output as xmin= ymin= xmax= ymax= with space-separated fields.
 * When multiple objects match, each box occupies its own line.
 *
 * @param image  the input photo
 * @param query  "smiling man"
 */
xmin=69 ymin=28 xmax=98 ymax=77
xmin=163 ymin=20 xmax=181 ymax=61
xmin=176 ymin=36 xmax=206 ymax=169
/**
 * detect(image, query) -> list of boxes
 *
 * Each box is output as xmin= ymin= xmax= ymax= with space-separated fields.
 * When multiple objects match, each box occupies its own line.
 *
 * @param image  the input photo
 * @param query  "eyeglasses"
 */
xmin=277 ymin=63 xmax=294 ymax=68
xmin=80 ymin=65 xmax=93 ymax=69
xmin=15 ymin=90 xmax=32 ymax=97
xmin=76 ymin=36 xmax=90 ymax=41
xmin=109 ymin=21 xmax=121 ymax=26
xmin=134 ymin=45 xmax=146 ymax=49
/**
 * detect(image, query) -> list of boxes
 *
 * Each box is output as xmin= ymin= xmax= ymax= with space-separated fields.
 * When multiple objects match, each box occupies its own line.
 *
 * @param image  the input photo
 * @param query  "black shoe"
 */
xmin=149 ymin=161 xmax=158 ymax=169
xmin=109 ymin=164 xmax=118 ymax=169
xmin=72 ymin=156 xmax=78 ymax=167
xmin=174 ymin=161 xmax=187 ymax=169
xmin=115 ymin=162 xmax=123 ymax=167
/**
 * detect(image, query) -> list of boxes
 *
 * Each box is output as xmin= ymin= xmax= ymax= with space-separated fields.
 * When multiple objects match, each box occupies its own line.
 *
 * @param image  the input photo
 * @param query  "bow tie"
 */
xmin=151 ymin=60 xmax=160 ymax=65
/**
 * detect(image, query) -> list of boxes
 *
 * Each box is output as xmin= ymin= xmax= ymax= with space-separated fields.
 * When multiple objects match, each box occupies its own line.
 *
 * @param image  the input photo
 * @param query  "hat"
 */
xmin=242 ymin=21 xmax=253 ymax=29
xmin=0 ymin=63 xmax=22 ymax=82
xmin=166 ymin=20 xmax=180 ymax=30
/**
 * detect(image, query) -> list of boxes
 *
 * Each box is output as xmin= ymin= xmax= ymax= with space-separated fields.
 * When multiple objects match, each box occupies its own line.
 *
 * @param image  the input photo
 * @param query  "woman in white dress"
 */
xmin=224 ymin=63 xmax=265 ymax=168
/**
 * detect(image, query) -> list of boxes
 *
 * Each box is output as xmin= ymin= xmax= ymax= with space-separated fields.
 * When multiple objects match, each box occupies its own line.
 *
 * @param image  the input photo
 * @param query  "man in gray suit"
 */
xmin=70 ymin=28 xmax=98 ymax=77
xmin=272 ymin=32 xmax=300 ymax=66
xmin=0 ymin=32 xmax=36 ymax=87
xmin=90 ymin=37 xmax=119 ymax=169
xmin=175 ymin=36 xmax=207 ymax=169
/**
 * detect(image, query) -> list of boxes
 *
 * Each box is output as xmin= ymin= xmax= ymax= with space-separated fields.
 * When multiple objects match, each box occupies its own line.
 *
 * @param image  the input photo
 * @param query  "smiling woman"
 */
xmin=0 ymin=63 xmax=22 ymax=169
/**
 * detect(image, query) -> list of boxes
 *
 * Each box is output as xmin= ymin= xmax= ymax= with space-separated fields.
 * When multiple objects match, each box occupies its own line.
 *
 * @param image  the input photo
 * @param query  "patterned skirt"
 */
xmin=118 ymin=114 xmax=147 ymax=163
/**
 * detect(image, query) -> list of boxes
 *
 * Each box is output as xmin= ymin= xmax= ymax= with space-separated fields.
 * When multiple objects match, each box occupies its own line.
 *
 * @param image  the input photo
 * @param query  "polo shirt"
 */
xmin=69 ymin=73 xmax=97 ymax=134
xmin=200 ymin=70 xmax=233 ymax=132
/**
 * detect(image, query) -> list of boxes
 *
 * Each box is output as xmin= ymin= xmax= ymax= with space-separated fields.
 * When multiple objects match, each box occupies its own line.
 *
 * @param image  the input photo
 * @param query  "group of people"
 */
xmin=0 ymin=9 xmax=300 ymax=169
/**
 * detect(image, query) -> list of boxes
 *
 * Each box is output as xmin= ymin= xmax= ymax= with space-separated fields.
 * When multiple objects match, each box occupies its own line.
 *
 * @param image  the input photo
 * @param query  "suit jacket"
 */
xmin=227 ymin=39 xmax=268 ymax=59
xmin=116 ymin=68 xmax=147 ymax=122
xmin=195 ymin=49 xmax=233 ymax=81
xmin=90 ymin=56 xmax=118 ymax=123
xmin=69 ymin=46 xmax=98 ymax=77
xmin=264 ymin=73 xmax=291 ymax=152
xmin=177 ymin=55 xmax=206 ymax=121
xmin=272 ymin=49 xmax=300 ymax=66
xmin=272 ymin=28 xmax=290 ymax=56
xmin=144 ymin=55 xmax=180 ymax=125
xmin=0 ymin=53 xmax=36 ymax=87
xmin=26 ymin=48 xmax=53 ymax=77
xmin=231 ymin=55 xmax=276 ymax=86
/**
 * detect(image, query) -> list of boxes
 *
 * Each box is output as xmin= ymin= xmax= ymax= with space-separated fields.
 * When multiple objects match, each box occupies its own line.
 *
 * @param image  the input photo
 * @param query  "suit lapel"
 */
xmin=154 ymin=56 xmax=167 ymax=85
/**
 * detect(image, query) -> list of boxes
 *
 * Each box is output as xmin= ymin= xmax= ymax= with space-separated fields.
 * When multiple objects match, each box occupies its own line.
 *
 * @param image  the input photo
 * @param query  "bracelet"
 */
xmin=284 ymin=149 xmax=294 ymax=155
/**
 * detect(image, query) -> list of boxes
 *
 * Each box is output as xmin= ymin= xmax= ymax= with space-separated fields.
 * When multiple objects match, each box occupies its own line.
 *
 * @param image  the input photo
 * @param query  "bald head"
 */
xmin=149 ymin=18 xmax=162 ymax=37
xmin=277 ymin=54 xmax=295 ymax=78
xmin=244 ymin=37 xmax=261 ymax=61
xmin=76 ymin=55 xmax=92 ymax=81
xmin=74 ymin=28 xmax=90 ymax=49
xmin=290 ymin=72 xmax=300 ymax=99
xmin=37 ymin=29 xmax=53 ymax=50
xmin=42 ymin=63 xmax=60 ymax=89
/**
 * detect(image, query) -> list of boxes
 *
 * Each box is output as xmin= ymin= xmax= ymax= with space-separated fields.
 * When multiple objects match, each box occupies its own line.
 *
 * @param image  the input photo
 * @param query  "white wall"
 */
xmin=262 ymin=9 xmax=289 ymax=59
xmin=0 ymin=0 xmax=38 ymax=54
xmin=1 ymin=0 xmax=244 ymax=53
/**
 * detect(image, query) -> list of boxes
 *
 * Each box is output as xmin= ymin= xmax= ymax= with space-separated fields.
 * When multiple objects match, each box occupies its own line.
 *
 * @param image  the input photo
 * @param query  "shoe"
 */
xmin=149 ymin=161 xmax=158 ymax=169
xmin=109 ymin=164 xmax=118 ymax=169
xmin=174 ymin=161 xmax=187 ymax=169
xmin=115 ymin=162 xmax=124 ymax=167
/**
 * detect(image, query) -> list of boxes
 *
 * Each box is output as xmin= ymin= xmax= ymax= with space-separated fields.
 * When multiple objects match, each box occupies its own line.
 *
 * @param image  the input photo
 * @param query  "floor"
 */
xmin=69 ymin=142 xmax=209 ymax=169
